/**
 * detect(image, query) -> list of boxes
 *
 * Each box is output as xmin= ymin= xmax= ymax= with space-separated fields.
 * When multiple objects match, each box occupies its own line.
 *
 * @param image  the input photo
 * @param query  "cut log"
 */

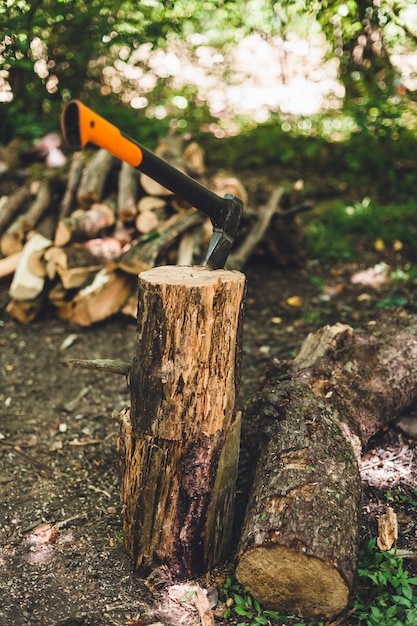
xmin=135 ymin=210 xmax=159 ymax=234
xmin=117 ymin=161 xmax=139 ymax=221
xmin=0 ymin=181 xmax=52 ymax=256
xmin=117 ymin=212 xmax=203 ymax=275
xmin=0 ymin=219 xmax=25 ymax=256
xmin=0 ymin=186 xmax=32 ymax=237
xmin=20 ymin=180 xmax=51 ymax=232
xmin=77 ymin=149 xmax=116 ymax=207
xmin=209 ymin=175 xmax=248 ymax=205
xmin=119 ymin=265 xmax=246 ymax=579
xmin=236 ymin=317 xmax=417 ymax=621
xmin=54 ymin=202 xmax=116 ymax=247
xmin=35 ymin=208 xmax=59 ymax=241
xmin=227 ymin=187 xmax=283 ymax=270
xmin=6 ymin=295 xmax=45 ymax=323
xmin=44 ymin=244 xmax=102 ymax=289
xmin=0 ymin=251 xmax=21 ymax=279
xmin=59 ymin=152 xmax=85 ymax=219
xmin=137 ymin=196 xmax=168 ymax=214
xmin=140 ymin=172 xmax=173 ymax=197
xmin=182 ymin=141 xmax=205 ymax=176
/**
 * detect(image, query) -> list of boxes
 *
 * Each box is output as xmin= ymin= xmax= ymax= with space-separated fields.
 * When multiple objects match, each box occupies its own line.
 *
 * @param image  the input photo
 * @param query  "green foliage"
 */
xmin=303 ymin=197 xmax=417 ymax=261
xmin=352 ymin=537 xmax=417 ymax=625
xmin=220 ymin=576 xmax=287 ymax=626
xmin=385 ymin=488 xmax=417 ymax=508
xmin=3 ymin=0 xmax=417 ymax=145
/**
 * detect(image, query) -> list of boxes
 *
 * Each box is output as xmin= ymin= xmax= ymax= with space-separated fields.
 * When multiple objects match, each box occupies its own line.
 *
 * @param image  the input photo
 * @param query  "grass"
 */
xmin=303 ymin=198 xmax=417 ymax=262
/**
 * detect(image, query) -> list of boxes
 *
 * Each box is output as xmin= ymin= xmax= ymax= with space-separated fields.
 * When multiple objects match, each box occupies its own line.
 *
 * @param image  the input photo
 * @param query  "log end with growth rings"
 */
xmin=236 ymin=545 xmax=349 ymax=620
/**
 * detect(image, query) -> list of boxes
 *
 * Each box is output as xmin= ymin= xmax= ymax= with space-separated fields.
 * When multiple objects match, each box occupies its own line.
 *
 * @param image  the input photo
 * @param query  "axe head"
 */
xmin=203 ymin=194 xmax=243 ymax=269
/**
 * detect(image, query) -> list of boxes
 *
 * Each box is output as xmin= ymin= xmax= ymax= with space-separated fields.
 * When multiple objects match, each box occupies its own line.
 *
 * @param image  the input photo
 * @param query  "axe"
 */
xmin=61 ymin=100 xmax=243 ymax=269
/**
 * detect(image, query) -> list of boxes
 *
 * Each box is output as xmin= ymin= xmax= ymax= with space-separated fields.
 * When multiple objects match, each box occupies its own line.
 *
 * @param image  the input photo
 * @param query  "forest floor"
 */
xmin=1 ymin=168 xmax=417 ymax=626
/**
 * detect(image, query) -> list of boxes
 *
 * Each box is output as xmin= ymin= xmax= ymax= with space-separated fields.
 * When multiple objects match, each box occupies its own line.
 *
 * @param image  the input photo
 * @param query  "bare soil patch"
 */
xmin=1 ymin=174 xmax=417 ymax=625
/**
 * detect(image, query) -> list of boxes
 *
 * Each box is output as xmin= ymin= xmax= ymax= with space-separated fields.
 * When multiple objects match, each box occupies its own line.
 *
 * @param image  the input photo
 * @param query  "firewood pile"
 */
xmin=0 ymin=133 xmax=307 ymax=326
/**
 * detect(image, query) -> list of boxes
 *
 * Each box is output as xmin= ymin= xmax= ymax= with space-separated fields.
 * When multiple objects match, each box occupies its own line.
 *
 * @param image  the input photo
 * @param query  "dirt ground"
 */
xmin=1 ymin=212 xmax=417 ymax=625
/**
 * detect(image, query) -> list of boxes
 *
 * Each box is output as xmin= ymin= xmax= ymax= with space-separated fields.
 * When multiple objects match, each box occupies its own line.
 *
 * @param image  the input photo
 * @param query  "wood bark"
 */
xmin=44 ymin=244 xmax=105 ymax=289
xmin=77 ymin=149 xmax=116 ymax=207
xmin=117 ymin=212 xmax=203 ymax=275
xmin=117 ymin=161 xmax=139 ymax=221
xmin=236 ymin=317 xmax=417 ymax=621
xmin=59 ymin=152 xmax=85 ymax=219
xmin=0 ymin=186 xmax=32 ymax=237
xmin=0 ymin=181 xmax=51 ymax=256
xmin=119 ymin=265 xmax=246 ymax=579
xmin=227 ymin=187 xmax=283 ymax=270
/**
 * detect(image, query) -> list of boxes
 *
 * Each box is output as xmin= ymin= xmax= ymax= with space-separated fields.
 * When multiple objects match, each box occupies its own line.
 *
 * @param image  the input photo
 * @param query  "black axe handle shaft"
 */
xmin=61 ymin=100 xmax=234 ymax=233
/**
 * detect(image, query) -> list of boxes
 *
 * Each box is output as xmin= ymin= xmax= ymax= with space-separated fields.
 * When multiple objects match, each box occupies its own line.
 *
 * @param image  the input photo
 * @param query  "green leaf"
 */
xmin=391 ymin=595 xmax=412 ymax=608
xmin=235 ymin=605 xmax=251 ymax=617
xmin=234 ymin=593 xmax=246 ymax=606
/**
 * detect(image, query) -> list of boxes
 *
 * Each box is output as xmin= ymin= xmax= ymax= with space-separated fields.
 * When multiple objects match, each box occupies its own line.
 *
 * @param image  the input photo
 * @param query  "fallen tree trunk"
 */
xmin=236 ymin=317 xmax=417 ymax=621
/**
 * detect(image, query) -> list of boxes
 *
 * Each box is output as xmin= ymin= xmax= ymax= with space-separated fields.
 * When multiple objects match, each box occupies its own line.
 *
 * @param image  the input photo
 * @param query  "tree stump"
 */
xmin=236 ymin=317 xmax=417 ymax=620
xmin=119 ymin=265 xmax=246 ymax=579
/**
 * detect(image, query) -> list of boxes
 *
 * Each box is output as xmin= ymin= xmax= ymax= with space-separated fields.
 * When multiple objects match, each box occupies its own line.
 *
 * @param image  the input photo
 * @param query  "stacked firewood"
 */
xmin=0 ymin=133 xmax=307 ymax=325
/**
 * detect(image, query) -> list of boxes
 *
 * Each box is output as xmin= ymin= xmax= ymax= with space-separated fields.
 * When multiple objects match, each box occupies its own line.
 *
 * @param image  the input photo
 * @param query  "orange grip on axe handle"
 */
xmin=61 ymin=100 xmax=231 ymax=229
xmin=61 ymin=100 xmax=143 ymax=167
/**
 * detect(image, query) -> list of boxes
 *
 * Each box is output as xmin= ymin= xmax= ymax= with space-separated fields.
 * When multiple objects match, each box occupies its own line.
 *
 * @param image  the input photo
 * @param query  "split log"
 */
xmin=44 ymin=238 xmax=121 ymax=289
xmin=54 ymin=202 xmax=115 ymax=247
xmin=9 ymin=233 xmax=52 ymax=301
xmin=119 ymin=265 xmax=246 ymax=578
xmin=236 ymin=317 xmax=417 ymax=621
xmin=77 ymin=149 xmax=116 ymax=207
xmin=35 ymin=209 xmax=59 ymax=242
xmin=117 ymin=161 xmax=139 ymax=221
xmin=54 ymin=266 xmax=137 ymax=326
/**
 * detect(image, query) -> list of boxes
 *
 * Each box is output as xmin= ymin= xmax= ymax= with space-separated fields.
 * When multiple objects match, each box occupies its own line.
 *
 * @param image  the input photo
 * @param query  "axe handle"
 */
xmin=61 ymin=100 xmax=227 ymax=227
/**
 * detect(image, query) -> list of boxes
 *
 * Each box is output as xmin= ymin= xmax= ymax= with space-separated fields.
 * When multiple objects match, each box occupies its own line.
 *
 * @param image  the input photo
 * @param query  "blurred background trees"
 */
xmin=2 ymin=0 xmax=417 ymax=195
